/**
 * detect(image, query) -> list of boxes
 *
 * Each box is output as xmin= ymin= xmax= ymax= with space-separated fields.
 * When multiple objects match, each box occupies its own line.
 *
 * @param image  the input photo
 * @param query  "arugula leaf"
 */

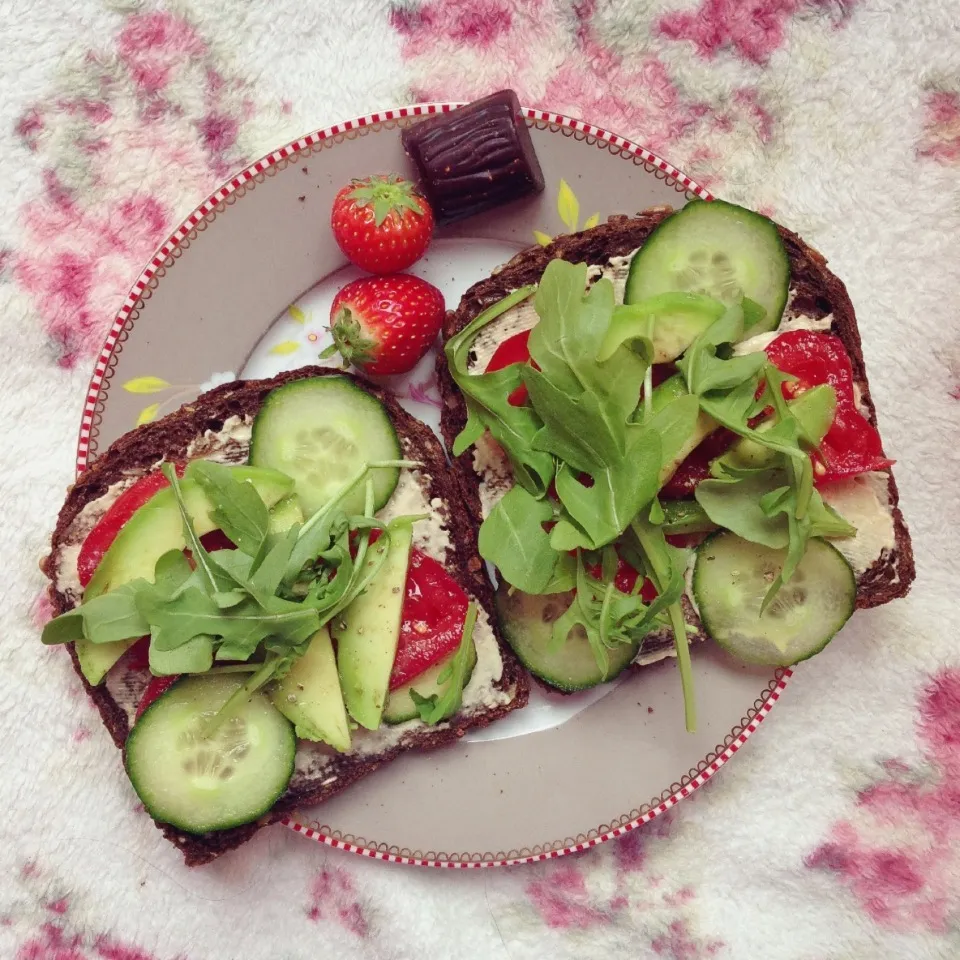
xmin=551 ymin=424 xmax=661 ymax=549
xmin=696 ymin=470 xmax=792 ymax=548
xmin=525 ymin=273 xmax=649 ymax=473
xmin=409 ymin=603 xmax=478 ymax=724
xmin=136 ymin=585 xmax=221 ymax=652
xmin=81 ymin=581 xmax=151 ymax=644
xmin=161 ymin=462 xmax=234 ymax=596
xmin=525 ymin=367 xmax=623 ymax=472
xmin=186 ymin=460 xmax=269 ymax=559
xmin=547 ymin=554 xmax=657 ymax=680
xmin=677 ymin=304 xmax=767 ymax=395
xmin=445 ymin=286 xmax=555 ymax=495
xmin=149 ymin=633 xmax=214 ymax=675
xmin=250 ymin=525 xmax=300 ymax=597
xmin=478 ymin=486 xmax=561 ymax=593
xmin=153 ymin=549 xmax=194 ymax=598
xmin=540 ymin=551 xmax=578 ymax=594
xmin=528 ymin=262 xmax=623 ymax=396
xmin=209 ymin=549 xmax=256 ymax=588
xmin=41 ymin=608 xmax=84 ymax=646
xmin=697 ymin=465 xmax=855 ymax=552
xmin=550 ymin=585 xmax=610 ymax=678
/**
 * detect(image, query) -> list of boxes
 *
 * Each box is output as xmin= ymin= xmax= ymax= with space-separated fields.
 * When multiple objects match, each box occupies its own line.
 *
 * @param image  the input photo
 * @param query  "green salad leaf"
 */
xmin=409 ymin=603 xmax=478 ymax=724
xmin=186 ymin=460 xmax=270 ymax=559
xmin=677 ymin=304 xmax=767 ymax=396
xmin=630 ymin=510 xmax=696 ymax=732
xmin=478 ymin=486 xmax=560 ymax=594
xmin=149 ymin=633 xmax=214 ymax=676
xmin=445 ymin=285 xmax=555 ymax=495
xmin=80 ymin=581 xmax=151 ymax=645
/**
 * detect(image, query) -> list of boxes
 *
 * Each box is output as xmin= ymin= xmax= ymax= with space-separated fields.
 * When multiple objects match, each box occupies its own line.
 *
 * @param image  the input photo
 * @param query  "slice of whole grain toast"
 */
xmin=42 ymin=365 xmax=528 ymax=865
xmin=436 ymin=207 xmax=915 ymax=665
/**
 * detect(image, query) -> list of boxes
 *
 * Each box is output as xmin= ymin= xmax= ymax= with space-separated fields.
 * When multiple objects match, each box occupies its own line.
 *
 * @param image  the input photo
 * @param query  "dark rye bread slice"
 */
xmin=41 ymin=365 xmax=528 ymax=866
xmin=436 ymin=208 xmax=915 ymax=659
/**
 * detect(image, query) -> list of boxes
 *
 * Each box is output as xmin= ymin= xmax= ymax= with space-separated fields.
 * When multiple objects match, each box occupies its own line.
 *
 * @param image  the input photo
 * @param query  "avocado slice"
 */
xmin=650 ymin=373 xmax=719 ymax=487
xmin=333 ymin=525 xmax=413 ymax=731
xmin=272 ymin=626 xmax=351 ymax=751
xmin=76 ymin=465 xmax=294 ymax=686
xmin=716 ymin=384 xmax=837 ymax=473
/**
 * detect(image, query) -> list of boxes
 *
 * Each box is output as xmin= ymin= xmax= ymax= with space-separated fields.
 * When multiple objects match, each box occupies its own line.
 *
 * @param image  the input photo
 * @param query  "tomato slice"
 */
xmin=484 ymin=329 xmax=538 ymax=406
xmin=766 ymin=330 xmax=894 ymax=485
xmin=389 ymin=548 xmax=470 ymax=690
xmin=77 ymin=464 xmax=186 ymax=588
xmin=585 ymin=554 xmax=657 ymax=603
xmin=134 ymin=675 xmax=179 ymax=720
xmin=659 ymin=428 xmax=737 ymax=500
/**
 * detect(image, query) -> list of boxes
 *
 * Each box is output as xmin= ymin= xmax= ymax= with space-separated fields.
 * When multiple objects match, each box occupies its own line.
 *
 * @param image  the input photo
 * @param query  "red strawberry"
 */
xmin=323 ymin=275 xmax=445 ymax=376
xmin=330 ymin=174 xmax=434 ymax=274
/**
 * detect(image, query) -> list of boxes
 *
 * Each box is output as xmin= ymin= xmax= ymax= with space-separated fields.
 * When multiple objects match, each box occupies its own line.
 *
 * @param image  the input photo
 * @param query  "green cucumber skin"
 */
xmin=626 ymin=200 xmax=790 ymax=335
xmin=125 ymin=676 xmax=295 ymax=835
xmin=250 ymin=376 xmax=401 ymax=519
xmin=692 ymin=531 xmax=856 ymax=668
xmin=496 ymin=588 xmax=640 ymax=692
xmin=382 ymin=639 xmax=479 ymax=725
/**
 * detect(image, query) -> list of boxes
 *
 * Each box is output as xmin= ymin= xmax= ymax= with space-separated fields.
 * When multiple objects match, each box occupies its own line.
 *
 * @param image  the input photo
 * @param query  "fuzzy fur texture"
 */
xmin=3 ymin=2 xmax=959 ymax=959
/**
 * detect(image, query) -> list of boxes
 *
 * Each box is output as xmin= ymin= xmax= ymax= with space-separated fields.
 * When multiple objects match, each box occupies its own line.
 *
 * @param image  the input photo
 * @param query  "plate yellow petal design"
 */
xmin=123 ymin=376 xmax=171 ymax=394
xmin=136 ymin=402 xmax=161 ymax=425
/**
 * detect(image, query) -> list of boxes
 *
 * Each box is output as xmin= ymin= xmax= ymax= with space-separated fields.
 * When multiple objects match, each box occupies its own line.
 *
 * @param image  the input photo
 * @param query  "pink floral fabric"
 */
xmin=11 ymin=10 xmax=285 ymax=367
xmin=806 ymin=670 xmax=960 ymax=934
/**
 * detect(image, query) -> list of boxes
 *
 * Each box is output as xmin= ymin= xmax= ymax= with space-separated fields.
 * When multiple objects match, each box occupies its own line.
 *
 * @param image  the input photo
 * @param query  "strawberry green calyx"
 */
xmin=322 ymin=306 xmax=378 ymax=369
xmin=346 ymin=175 xmax=425 ymax=227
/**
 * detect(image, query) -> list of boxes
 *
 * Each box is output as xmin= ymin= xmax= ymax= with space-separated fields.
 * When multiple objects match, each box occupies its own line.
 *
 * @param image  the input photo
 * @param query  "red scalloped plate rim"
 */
xmin=75 ymin=103 xmax=789 ymax=869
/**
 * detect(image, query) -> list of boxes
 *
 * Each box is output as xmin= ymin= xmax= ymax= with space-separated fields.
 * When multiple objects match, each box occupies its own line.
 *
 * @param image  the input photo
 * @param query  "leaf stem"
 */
xmin=668 ymin=601 xmax=696 ymax=733
xmin=204 ymin=663 xmax=261 ymax=675
xmin=631 ymin=517 xmax=697 ymax=734
xmin=205 ymin=656 xmax=280 ymax=736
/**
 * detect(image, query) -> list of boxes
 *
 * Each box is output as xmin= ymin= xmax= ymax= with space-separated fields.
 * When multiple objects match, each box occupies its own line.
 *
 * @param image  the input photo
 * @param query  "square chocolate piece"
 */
xmin=401 ymin=90 xmax=546 ymax=225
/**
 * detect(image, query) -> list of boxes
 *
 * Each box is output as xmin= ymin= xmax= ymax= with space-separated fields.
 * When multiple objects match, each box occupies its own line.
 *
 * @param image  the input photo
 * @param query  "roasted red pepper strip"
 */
xmin=765 ymin=330 xmax=893 ymax=484
xmin=77 ymin=464 xmax=186 ymax=588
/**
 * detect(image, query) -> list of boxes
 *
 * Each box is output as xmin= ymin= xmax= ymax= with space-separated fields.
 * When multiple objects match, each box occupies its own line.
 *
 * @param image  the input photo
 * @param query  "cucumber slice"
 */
xmin=250 ymin=376 xmax=401 ymax=519
xmin=125 ymin=675 xmax=295 ymax=834
xmin=626 ymin=200 xmax=790 ymax=334
xmin=693 ymin=531 xmax=856 ymax=667
xmin=382 ymin=638 xmax=478 ymax=725
xmin=495 ymin=586 xmax=640 ymax=692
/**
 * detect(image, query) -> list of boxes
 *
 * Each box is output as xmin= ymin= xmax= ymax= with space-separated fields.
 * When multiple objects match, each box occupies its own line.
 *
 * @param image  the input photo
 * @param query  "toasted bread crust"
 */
xmin=43 ymin=366 xmax=528 ymax=866
xmin=437 ymin=208 xmax=915 ymax=647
